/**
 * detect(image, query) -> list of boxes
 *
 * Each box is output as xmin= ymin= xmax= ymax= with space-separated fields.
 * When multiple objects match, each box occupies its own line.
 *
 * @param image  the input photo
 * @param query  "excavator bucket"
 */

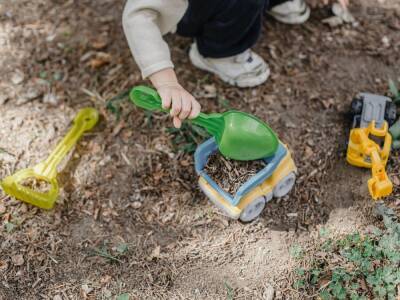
xmin=367 ymin=150 xmax=393 ymax=200
xmin=368 ymin=173 xmax=393 ymax=200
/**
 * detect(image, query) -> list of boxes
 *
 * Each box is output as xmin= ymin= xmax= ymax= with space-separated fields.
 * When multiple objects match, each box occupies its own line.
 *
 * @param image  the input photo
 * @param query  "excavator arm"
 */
xmin=367 ymin=149 xmax=393 ymax=199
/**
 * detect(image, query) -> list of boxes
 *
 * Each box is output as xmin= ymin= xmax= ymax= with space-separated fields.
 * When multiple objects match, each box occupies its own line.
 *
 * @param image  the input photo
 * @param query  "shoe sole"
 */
xmin=189 ymin=47 xmax=270 ymax=88
xmin=269 ymin=6 xmax=311 ymax=25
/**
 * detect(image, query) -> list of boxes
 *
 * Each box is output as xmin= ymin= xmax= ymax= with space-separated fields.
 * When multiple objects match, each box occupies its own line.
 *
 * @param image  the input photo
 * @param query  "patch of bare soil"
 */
xmin=0 ymin=0 xmax=399 ymax=299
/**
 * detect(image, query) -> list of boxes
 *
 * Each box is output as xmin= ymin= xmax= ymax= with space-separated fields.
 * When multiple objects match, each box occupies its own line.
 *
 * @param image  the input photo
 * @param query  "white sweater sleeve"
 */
xmin=122 ymin=0 xmax=187 ymax=79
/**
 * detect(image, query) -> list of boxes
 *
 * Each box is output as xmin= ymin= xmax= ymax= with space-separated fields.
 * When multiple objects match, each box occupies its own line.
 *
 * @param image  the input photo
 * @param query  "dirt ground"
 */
xmin=0 ymin=0 xmax=400 ymax=299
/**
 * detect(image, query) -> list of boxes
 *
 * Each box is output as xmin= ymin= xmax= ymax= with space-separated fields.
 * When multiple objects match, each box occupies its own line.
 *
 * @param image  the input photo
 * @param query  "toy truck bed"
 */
xmin=194 ymin=138 xmax=296 ymax=221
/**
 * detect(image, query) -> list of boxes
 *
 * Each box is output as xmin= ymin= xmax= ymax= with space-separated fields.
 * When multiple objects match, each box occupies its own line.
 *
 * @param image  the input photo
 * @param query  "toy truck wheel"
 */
xmin=273 ymin=172 xmax=296 ymax=198
xmin=385 ymin=101 xmax=397 ymax=126
xmin=239 ymin=196 xmax=266 ymax=223
xmin=351 ymin=97 xmax=363 ymax=116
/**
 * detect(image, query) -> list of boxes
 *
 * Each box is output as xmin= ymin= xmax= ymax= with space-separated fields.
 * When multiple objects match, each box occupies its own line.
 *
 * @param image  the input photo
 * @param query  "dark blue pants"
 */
xmin=177 ymin=0 xmax=288 ymax=58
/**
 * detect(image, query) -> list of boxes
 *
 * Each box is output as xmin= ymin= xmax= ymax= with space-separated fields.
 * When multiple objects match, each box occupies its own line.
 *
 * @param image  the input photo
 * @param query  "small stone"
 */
xmin=46 ymin=33 xmax=57 ymax=42
xmin=322 ymin=16 xmax=343 ymax=28
xmin=43 ymin=93 xmax=60 ymax=106
xmin=0 ymin=204 xmax=6 ymax=214
xmin=11 ymin=72 xmax=24 ymax=85
xmin=287 ymin=213 xmax=298 ymax=218
xmin=0 ymin=92 xmax=9 ymax=105
xmin=284 ymin=119 xmax=296 ymax=129
xmin=131 ymin=201 xmax=142 ymax=209
xmin=11 ymin=254 xmax=24 ymax=266
xmin=147 ymin=245 xmax=161 ymax=261
xmin=81 ymin=284 xmax=93 ymax=295
xmin=382 ymin=36 xmax=390 ymax=48
xmin=53 ymin=295 xmax=62 ymax=300
xmin=203 ymin=84 xmax=217 ymax=98
xmin=262 ymin=284 xmax=275 ymax=300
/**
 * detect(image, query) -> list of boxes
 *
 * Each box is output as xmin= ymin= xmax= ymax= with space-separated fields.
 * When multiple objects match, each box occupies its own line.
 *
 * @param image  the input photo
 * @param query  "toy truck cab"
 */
xmin=194 ymin=138 xmax=297 ymax=222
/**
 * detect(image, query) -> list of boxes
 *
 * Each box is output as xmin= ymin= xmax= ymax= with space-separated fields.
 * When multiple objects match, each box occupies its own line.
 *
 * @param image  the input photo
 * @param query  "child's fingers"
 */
xmin=338 ymin=0 xmax=349 ymax=8
xmin=170 ymin=91 xmax=182 ymax=117
xmin=179 ymin=96 xmax=192 ymax=120
xmin=159 ymin=89 xmax=172 ymax=109
xmin=173 ymin=116 xmax=182 ymax=128
xmin=189 ymin=99 xmax=201 ymax=119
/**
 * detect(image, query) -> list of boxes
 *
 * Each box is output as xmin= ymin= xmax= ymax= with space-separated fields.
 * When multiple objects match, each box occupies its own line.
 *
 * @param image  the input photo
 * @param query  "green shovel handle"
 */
xmin=129 ymin=86 xmax=223 ymax=136
xmin=130 ymin=85 xmax=168 ymax=113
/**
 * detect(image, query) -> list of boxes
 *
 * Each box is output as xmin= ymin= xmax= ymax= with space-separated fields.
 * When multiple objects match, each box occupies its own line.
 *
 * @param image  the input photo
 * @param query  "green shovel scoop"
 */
xmin=130 ymin=86 xmax=279 ymax=161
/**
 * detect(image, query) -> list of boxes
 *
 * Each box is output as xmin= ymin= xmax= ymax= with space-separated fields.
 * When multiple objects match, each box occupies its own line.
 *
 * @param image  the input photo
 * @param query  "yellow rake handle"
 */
xmin=34 ymin=108 xmax=99 ymax=179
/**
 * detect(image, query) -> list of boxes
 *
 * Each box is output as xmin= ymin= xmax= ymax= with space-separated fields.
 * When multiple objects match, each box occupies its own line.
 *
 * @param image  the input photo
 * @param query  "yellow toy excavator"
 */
xmin=347 ymin=93 xmax=397 ymax=200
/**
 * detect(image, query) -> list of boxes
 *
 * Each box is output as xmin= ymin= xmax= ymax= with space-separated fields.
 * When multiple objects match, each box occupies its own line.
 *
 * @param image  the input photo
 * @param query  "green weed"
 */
xmin=290 ymin=244 xmax=304 ymax=259
xmin=166 ymin=123 xmax=210 ymax=154
xmin=389 ymin=79 xmax=400 ymax=105
xmin=224 ymin=282 xmax=234 ymax=300
xmin=91 ymin=241 xmax=130 ymax=264
xmin=116 ymin=293 xmax=129 ymax=300
xmin=106 ymin=89 xmax=130 ymax=120
xmin=294 ymin=205 xmax=400 ymax=299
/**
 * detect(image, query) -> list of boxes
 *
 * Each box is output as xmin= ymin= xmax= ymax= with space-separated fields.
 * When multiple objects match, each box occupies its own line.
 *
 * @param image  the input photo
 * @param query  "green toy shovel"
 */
xmin=130 ymin=86 xmax=279 ymax=161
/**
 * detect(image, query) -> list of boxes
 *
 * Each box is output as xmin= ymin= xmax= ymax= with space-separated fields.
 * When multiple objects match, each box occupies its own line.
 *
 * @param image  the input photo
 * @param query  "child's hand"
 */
xmin=338 ymin=0 xmax=349 ymax=9
xmin=157 ymin=83 xmax=201 ymax=128
xmin=149 ymin=68 xmax=201 ymax=128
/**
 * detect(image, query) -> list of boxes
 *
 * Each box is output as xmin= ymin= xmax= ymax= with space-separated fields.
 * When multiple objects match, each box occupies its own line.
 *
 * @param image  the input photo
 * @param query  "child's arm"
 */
xmin=122 ymin=0 xmax=201 ymax=128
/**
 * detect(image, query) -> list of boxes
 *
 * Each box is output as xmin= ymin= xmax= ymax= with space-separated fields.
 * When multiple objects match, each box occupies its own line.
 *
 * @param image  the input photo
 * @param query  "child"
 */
xmin=123 ymin=0 xmax=348 ymax=128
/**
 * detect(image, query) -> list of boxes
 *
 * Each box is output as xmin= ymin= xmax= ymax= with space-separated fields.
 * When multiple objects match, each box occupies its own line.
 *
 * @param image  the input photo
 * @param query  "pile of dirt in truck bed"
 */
xmin=204 ymin=152 xmax=266 ymax=195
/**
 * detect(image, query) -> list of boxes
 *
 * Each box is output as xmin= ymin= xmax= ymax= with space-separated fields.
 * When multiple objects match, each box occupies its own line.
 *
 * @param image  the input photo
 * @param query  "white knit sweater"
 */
xmin=122 ymin=0 xmax=188 ymax=78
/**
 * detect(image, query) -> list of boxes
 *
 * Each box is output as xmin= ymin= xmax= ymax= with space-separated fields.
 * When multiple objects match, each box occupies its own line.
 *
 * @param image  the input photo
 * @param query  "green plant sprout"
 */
xmin=293 ymin=205 xmax=400 ymax=299
xmin=106 ymin=89 xmax=130 ymax=120
xmin=389 ymin=78 xmax=400 ymax=105
xmin=166 ymin=123 xmax=210 ymax=154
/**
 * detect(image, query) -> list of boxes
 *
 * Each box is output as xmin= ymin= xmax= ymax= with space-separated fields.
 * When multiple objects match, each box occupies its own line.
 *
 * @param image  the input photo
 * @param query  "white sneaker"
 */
xmin=269 ymin=0 xmax=311 ymax=25
xmin=189 ymin=43 xmax=270 ymax=88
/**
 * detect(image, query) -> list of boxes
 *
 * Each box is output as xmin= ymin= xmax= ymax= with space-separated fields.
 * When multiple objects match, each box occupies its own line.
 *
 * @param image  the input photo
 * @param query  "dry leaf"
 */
xmin=0 ymin=204 xmax=6 ymax=214
xmin=100 ymin=275 xmax=112 ymax=284
xmin=392 ymin=175 xmax=400 ymax=186
xmin=91 ymin=37 xmax=109 ymax=50
xmin=11 ymin=254 xmax=24 ymax=266
xmin=89 ymin=52 xmax=111 ymax=69
xmin=0 ymin=260 xmax=8 ymax=271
